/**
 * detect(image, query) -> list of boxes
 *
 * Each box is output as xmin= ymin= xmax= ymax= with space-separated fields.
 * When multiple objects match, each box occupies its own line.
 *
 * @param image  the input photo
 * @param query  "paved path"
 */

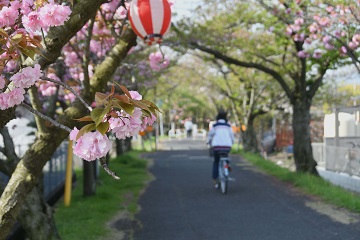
xmin=132 ymin=138 xmax=360 ymax=240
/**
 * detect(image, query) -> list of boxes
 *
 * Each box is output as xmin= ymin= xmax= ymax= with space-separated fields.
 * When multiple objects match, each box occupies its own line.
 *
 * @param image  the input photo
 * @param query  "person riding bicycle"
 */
xmin=207 ymin=110 xmax=235 ymax=187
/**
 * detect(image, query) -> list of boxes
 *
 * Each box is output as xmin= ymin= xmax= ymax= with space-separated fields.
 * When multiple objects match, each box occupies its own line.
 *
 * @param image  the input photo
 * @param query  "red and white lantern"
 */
xmin=128 ymin=0 xmax=172 ymax=45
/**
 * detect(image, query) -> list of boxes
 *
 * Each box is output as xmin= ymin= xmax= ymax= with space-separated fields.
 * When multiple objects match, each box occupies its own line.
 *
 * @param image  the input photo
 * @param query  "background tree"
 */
xmin=172 ymin=0 xmax=360 ymax=175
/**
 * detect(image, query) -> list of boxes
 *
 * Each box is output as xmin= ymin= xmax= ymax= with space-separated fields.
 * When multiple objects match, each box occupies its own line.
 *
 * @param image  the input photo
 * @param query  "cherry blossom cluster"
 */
xmin=282 ymin=2 xmax=360 ymax=59
xmin=0 ymin=64 xmax=42 ymax=110
xmin=69 ymin=91 xmax=156 ymax=161
xmin=0 ymin=1 xmax=164 ymax=164
xmin=149 ymin=51 xmax=170 ymax=71
xmin=0 ymin=0 xmax=72 ymax=108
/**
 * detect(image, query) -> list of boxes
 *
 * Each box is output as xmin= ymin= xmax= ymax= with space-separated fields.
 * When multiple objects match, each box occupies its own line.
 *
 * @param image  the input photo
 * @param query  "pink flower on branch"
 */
xmin=149 ymin=51 xmax=170 ymax=71
xmin=70 ymin=127 xmax=112 ymax=161
xmin=0 ymin=5 xmax=19 ymax=27
xmin=38 ymin=2 xmax=72 ymax=29
xmin=0 ymin=88 xmax=25 ymax=110
xmin=10 ymin=64 xmax=42 ymax=89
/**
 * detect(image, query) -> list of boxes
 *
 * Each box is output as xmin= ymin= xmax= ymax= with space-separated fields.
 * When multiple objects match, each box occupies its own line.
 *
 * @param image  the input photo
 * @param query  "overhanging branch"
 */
xmin=190 ymin=41 xmax=293 ymax=98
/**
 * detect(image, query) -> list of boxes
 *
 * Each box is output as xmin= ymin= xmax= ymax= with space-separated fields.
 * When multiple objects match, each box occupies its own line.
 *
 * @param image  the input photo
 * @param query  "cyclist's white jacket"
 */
xmin=207 ymin=119 xmax=235 ymax=149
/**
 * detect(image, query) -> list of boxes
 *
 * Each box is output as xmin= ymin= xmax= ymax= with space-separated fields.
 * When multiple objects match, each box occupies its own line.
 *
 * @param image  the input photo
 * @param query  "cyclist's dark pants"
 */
xmin=212 ymin=148 xmax=231 ymax=180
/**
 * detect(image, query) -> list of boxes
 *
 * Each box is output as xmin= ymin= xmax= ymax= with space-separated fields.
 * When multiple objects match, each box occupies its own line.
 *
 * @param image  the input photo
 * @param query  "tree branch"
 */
xmin=99 ymin=157 xmax=120 ymax=180
xmin=190 ymin=41 xmax=293 ymax=99
xmin=40 ymin=76 xmax=92 ymax=111
xmin=20 ymin=103 xmax=72 ymax=133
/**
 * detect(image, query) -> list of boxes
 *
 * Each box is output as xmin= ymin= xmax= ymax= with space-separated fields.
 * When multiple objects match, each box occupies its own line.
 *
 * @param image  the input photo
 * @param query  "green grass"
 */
xmin=54 ymin=151 xmax=151 ymax=240
xmin=235 ymin=150 xmax=360 ymax=213
xmin=132 ymin=136 xmax=156 ymax=152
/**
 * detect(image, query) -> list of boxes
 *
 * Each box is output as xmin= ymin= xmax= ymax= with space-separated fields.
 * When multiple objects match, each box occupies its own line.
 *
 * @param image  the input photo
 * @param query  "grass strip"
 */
xmin=54 ymin=151 xmax=151 ymax=240
xmin=237 ymin=150 xmax=360 ymax=213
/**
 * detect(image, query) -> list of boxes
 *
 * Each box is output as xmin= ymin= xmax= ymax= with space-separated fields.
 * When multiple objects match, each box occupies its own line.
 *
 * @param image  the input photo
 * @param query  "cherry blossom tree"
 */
xmin=172 ymin=0 xmax=360 ymax=174
xmin=0 ymin=0 xmax=169 ymax=238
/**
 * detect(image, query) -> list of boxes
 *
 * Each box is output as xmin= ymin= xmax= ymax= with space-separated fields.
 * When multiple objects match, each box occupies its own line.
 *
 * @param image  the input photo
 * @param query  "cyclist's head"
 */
xmin=216 ymin=110 xmax=227 ymax=121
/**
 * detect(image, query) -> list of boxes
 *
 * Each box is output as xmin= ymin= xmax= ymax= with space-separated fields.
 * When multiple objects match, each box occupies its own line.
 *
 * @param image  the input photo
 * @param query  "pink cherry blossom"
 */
xmin=129 ymin=91 xmax=142 ymax=100
xmin=0 ymin=88 xmax=25 ymax=110
xmin=322 ymin=36 xmax=331 ymax=44
xmin=297 ymin=50 xmax=309 ymax=58
xmin=318 ymin=17 xmax=330 ymax=26
xmin=149 ymin=52 xmax=170 ymax=71
xmin=70 ymin=127 xmax=112 ymax=161
xmin=348 ymin=41 xmax=358 ymax=49
xmin=22 ymin=11 xmax=44 ymax=34
xmin=141 ymin=114 xmax=157 ymax=131
xmin=114 ymin=6 xmax=127 ymax=20
xmin=109 ymin=109 xmax=143 ymax=139
xmin=149 ymin=52 xmax=164 ymax=62
xmin=294 ymin=33 xmax=305 ymax=42
xmin=340 ymin=46 xmax=347 ymax=55
xmin=294 ymin=18 xmax=304 ymax=26
xmin=38 ymin=81 xmax=57 ymax=96
xmin=69 ymin=127 xmax=79 ymax=141
xmin=39 ymin=2 xmax=71 ymax=28
xmin=10 ymin=64 xmax=42 ymax=89
xmin=309 ymin=23 xmax=318 ymax=33
xmin=64 ymin=92 xmax=76 ymax=102
xmin=324 ymin=43 xmax=334 ymax=50
xmin=0 ymin=5 xmax=19 ymax=27
xmin=312 ymin=49 xmax=322 ymax=59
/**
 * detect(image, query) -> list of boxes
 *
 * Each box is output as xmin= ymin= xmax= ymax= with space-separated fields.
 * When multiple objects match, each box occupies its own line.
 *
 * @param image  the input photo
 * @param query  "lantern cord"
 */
xmin=159 ymin=44 xmax=165 ymax=60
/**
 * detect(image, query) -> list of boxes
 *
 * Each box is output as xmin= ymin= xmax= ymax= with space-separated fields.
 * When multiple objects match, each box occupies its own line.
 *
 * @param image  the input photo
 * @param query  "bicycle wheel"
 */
xmin=218 ymin=163 xmax=228 ymax=194
xmin=220 ymin=178 xmax=228 ymax=194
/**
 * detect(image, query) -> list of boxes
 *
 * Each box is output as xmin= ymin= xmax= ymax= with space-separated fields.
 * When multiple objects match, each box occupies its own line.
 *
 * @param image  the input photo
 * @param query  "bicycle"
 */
xmin=216 ymin=151 xmax=232 ymax=194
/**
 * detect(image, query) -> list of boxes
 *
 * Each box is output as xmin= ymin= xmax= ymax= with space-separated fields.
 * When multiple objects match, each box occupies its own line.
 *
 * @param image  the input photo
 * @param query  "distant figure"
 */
xmin=207 ymin=111 xmax=235 ymax=187
xmin=184 ymin=117 xmax=193 ymax=138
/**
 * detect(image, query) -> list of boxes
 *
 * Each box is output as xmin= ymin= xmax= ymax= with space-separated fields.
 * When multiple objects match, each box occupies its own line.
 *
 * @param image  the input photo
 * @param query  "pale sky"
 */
xmin=171 ymin=1 xmax=199 ymax=21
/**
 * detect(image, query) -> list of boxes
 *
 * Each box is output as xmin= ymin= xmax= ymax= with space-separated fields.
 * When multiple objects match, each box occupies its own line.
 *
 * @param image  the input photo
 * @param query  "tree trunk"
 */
xmin=18 ymin=186 xmax=60 ymax=240
xmin=243 ymin=120 xmax=259 ymax=153
xmin=83 ymin=161 xmax=97 ymax=197
xmin=0 ymin=127 xmax=60 ymax=240
xmin=116 ymin=139 xmax=124 ymax=156
xmin=124 ymin=137 xmax=132 ymax=152
xmin=292 ymin=99 xmax=318 ymax=175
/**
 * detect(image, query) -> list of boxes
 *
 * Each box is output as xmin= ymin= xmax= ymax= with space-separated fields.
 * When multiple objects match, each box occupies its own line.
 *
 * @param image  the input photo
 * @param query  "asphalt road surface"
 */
xmin=132 ymin=138 xmax=360 ymax=240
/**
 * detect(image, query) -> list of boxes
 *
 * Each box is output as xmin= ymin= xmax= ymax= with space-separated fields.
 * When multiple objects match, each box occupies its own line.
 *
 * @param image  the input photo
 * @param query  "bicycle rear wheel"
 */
xmin=218 ymin=163 xmax=228 ymax=194
xmin=220 ymin=178 xmax=228 ymax=194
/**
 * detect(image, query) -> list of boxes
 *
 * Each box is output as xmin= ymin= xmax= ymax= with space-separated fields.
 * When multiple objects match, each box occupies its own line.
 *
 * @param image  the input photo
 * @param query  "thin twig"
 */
xmin=40 ymin=76 xmax=93 ymax=111
xmin=99 ymin=157 xmax=120 ymax=180
xmin=20 ymin=102 xmax=72 ymax=132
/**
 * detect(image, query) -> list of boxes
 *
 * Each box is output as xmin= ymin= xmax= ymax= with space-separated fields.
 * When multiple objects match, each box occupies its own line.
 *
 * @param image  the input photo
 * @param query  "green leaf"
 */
xmin=74 ymin=116 xmax=93 ymax=122
xmin=91 ymin=107 xmax=107 ymax=126
xmin=141 ymin=109 xmax=152 ymax=117
xmin=18 ymin=46 xmax=40 ymax=60
xmin=148 ymin=107 xmax=158 ymax=117
xmin=95 ymin=92 xmax=109 ymax=106
xmin=130 ymin=99 xmax=150 ymax=112
xmin=0 ymin=29 xmax=8 ymax=38
xmin=115 ymin=82 xmax=132 ymax=99
xmin=11 ymin=34 xmax=23 ymax=44
xmin=96 ymin=122 xmax=109 ymax=135
xmin=76 ymin=123 xmax=96 ymax=140
xmin=112 ymin=100 xmax=134 ymax=115
xmin=142 ymin=99 xmax=161 ymax=112
xmin=113 ymin=94 xmax=130 ymax=104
